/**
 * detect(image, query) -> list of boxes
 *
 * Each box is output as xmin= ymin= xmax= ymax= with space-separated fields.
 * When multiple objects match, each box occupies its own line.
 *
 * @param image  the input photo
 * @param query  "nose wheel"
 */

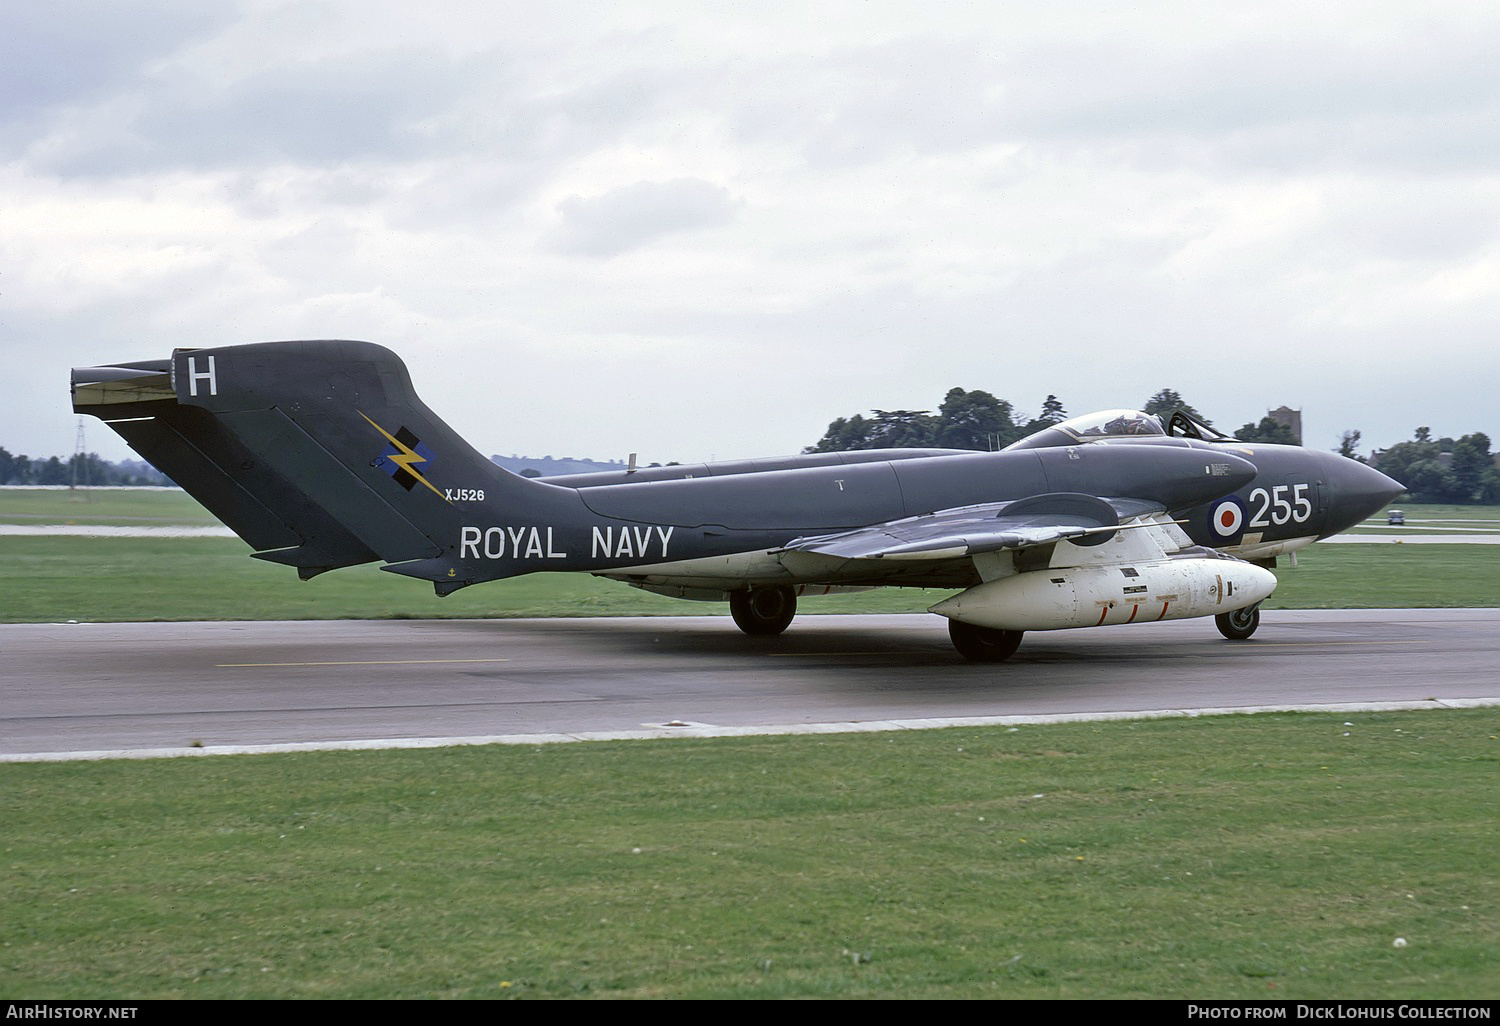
xmin=949 ymin=620 xmax=1025 ymax=662
xmin=1215 ymin=604 xmax=1261 ymax=641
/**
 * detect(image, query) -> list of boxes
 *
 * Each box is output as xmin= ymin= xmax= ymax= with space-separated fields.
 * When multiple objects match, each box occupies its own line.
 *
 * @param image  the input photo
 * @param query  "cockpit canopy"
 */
xmin=1005 ymin=407 xmax=1228 ymax=450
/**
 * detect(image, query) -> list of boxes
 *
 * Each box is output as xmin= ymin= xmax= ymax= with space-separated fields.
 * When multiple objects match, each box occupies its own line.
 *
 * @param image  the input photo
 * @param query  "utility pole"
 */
xmin=71 ymin=418 xmax=90 ymax=498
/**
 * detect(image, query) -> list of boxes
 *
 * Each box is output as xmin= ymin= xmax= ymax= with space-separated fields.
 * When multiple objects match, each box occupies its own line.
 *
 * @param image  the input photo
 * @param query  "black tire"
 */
xmin=1216 ymin=604 xmax=1260 ymax=641
xmin=948 ymin=620 xmax=1024 ymax=662
xmin=729 ymin=586 xmax=797 ymax=636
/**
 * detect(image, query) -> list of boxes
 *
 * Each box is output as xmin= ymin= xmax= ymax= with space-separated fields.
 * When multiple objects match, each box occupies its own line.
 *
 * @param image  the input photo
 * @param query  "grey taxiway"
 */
xmin=2 ymin=609 xmax=1496 ymax=759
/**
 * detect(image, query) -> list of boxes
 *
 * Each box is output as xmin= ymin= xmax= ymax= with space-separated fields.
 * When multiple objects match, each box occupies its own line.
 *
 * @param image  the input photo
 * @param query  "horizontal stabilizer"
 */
xmin=103 ymin=404 xmax=377 ymax=561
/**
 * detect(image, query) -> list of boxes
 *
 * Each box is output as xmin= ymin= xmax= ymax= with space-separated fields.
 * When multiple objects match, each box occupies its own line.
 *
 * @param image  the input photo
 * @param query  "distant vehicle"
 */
xmin=1388 ymin=509 xmax=1405 ymax=525
xmin=71 ymin=341 xmax=1404 ymax=661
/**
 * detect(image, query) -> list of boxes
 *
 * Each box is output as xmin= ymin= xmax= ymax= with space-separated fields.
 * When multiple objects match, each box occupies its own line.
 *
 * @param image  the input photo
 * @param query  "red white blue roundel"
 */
xmin=1210 ymin=496 xmax=1247 ymax=540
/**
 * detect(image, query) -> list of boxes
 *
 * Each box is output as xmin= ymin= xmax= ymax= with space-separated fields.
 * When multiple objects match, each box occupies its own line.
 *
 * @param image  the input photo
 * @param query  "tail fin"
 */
xmin=72 ymin=339 xmax=562 ymax=591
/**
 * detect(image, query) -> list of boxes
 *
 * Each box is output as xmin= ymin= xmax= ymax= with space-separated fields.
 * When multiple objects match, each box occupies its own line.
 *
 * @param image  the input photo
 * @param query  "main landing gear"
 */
xmin=729 ymin=586 xmax=798 ymax=636
xmin=948 ymin=620 xmax=1025 ymax=662
xmin=1215 ymin=603 xmax=1261 ymax=641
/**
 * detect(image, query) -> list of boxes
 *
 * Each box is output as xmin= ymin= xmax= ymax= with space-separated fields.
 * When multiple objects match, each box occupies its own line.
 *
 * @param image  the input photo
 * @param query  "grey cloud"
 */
xmin=36 ymin=49 xmax=471 ymax=176
xmin=727 ymin=39 xmax=1013 ymax=167
xmin=0 ymin=1 xmax=234 ymax=121
xmin=0 ymin=0 xmax=236 ymax=158
xmin=1004 ymin=34 xmax=1500 ymax=175
xmin=722 ymin=25 xmax=1500 ymax=175
xmin=544 ymin=179 xmax=738 ymax=257
xmin=30 ymin=39 xmax=675 ymax=230
xmin=379 ymin=67 xmax=674 ymax=229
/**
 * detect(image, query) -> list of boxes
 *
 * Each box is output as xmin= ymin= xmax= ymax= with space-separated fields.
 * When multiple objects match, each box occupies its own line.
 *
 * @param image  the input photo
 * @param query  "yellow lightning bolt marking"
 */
xmin=359 ymin=411 xmax=450 ymax=502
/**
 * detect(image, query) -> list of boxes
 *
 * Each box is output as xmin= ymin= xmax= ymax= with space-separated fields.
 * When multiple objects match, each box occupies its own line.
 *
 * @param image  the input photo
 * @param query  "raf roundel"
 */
xmin=1210 ymin=496 xmax=1246 ymax=539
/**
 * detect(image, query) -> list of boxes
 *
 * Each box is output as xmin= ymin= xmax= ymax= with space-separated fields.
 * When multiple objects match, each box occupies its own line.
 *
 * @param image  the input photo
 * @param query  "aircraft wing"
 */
xmin=778 ymin=493 xmax=1167 ymax=562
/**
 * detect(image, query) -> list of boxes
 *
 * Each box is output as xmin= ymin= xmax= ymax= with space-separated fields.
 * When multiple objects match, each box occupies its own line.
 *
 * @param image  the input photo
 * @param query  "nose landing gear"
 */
xmin=948 ymin=620 xmax=1025 ymax=662
xmin=1215 ymin=603 xmax=1261 ymax=641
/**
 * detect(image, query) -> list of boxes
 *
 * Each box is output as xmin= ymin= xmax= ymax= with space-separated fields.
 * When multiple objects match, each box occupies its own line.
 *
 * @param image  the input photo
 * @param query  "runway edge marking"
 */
xmin=4 ymin=697 xmax=1498 ymax=763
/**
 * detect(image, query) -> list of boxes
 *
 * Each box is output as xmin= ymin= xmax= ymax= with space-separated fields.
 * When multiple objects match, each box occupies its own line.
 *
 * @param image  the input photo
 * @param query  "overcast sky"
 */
xmin=4 ymin=0 xmax=1497 ymax=467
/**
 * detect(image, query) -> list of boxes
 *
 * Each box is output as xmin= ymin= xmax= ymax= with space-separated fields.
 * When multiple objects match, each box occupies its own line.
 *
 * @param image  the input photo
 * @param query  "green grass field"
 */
xmin=3 ymin=490 xmax=1498 ymax=622
xmin=3 ymin=535 xmax=1499 ymax=622
xmin=1348 ymin=503 xmax=1500 ymax=535
xmin=3 ymin=710 xmax=1497 ymax=999
xmin=0 ymin=487 xmax=219 ymax=525
xmin=4 ymin=491 xmax=1498 ymax=999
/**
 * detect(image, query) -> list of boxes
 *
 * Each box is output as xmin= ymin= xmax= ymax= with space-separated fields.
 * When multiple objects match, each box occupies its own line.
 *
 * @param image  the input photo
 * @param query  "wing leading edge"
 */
xmin=778 ymin=492 xmax=1167 ymax=563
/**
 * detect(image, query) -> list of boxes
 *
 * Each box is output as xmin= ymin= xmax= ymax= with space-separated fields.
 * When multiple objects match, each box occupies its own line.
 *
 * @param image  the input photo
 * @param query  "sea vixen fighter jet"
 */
xmin=71 ymin=340 xmax=1403 ymax=661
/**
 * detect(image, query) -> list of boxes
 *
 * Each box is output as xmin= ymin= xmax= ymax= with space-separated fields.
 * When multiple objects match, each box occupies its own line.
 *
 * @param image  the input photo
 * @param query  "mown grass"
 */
xmin=6 ymin=488 xmax=1496 ymax=531
xmin=2 ymin=535 xmax=1498 ymax=623
xmin=3 ymin=488 xmax=1496 ymax=620
xmin=1262 ymin=544 xmax=1500 ymax=609
xmin=0 ymin=488 xmax=218 ymax=525
xmin=1349 ymin=503 xmax=1500 ymax=535
xmin=3 ymin=495 xmax=1495 ymax=1000
xmin=2 ymin=710 xmax=1496 ymax=999
xmin=1372 ymin=504 xmax=1500 ymax=522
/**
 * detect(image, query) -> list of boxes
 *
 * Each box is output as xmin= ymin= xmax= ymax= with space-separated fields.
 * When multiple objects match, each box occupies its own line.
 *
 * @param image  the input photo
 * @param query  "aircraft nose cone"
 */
xmin=1325 ymin=456 xmax=1405 ymax=535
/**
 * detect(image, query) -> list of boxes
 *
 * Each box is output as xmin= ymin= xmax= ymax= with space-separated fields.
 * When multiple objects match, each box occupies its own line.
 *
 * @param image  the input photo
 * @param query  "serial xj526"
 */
xmin=72 ymin=340 xmax=1403 ymax=661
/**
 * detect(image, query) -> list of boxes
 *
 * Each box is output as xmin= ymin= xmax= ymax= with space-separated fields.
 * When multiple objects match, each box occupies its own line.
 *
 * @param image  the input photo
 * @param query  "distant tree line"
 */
xmin=805 ymin=389 xmax=1069 ymax=453
xmin=1233 ymin=417 xmax=1298 ymax=445
xmin=1371 ymin=429 xmax=1500 ymax=504
xmin=807 ymin=387 xmax=1205 ymax=453
xmin=805 ymin=389 xmax=1498 ymax=504
xmin=0 ymin=447 xmax=170 ymax=487
xmin=12 ymin=408 xmax=1496 ymax=503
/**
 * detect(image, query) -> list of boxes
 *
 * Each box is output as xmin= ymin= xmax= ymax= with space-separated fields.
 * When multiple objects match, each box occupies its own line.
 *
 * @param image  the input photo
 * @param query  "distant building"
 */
xmin=1267 ymin=406 xmax=1302 ymax=445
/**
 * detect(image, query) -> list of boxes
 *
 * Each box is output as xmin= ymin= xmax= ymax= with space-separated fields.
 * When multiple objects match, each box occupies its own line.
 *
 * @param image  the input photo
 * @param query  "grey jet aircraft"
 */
xmin=71 ymin=340 xmax=1403 ymax=661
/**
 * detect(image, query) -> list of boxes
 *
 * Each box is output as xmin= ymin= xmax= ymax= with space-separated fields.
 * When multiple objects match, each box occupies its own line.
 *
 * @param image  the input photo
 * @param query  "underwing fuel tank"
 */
xmin=931 ymin=558 xmax=1277 ymax=632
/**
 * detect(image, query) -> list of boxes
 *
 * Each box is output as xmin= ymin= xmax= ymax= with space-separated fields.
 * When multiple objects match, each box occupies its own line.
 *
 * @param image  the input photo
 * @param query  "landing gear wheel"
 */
xmin=729 ymin=586 xmax=797 ymax=636
xmin=1216 ymin=604 xmax=1261 ymax=641
xmin=948 ymin=620 xmax=1025 ymax=662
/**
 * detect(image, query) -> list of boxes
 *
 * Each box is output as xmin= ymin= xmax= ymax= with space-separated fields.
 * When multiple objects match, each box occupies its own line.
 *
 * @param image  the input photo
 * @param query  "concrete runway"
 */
xmin=2 ymin=610 xmax=1497 ymax=758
